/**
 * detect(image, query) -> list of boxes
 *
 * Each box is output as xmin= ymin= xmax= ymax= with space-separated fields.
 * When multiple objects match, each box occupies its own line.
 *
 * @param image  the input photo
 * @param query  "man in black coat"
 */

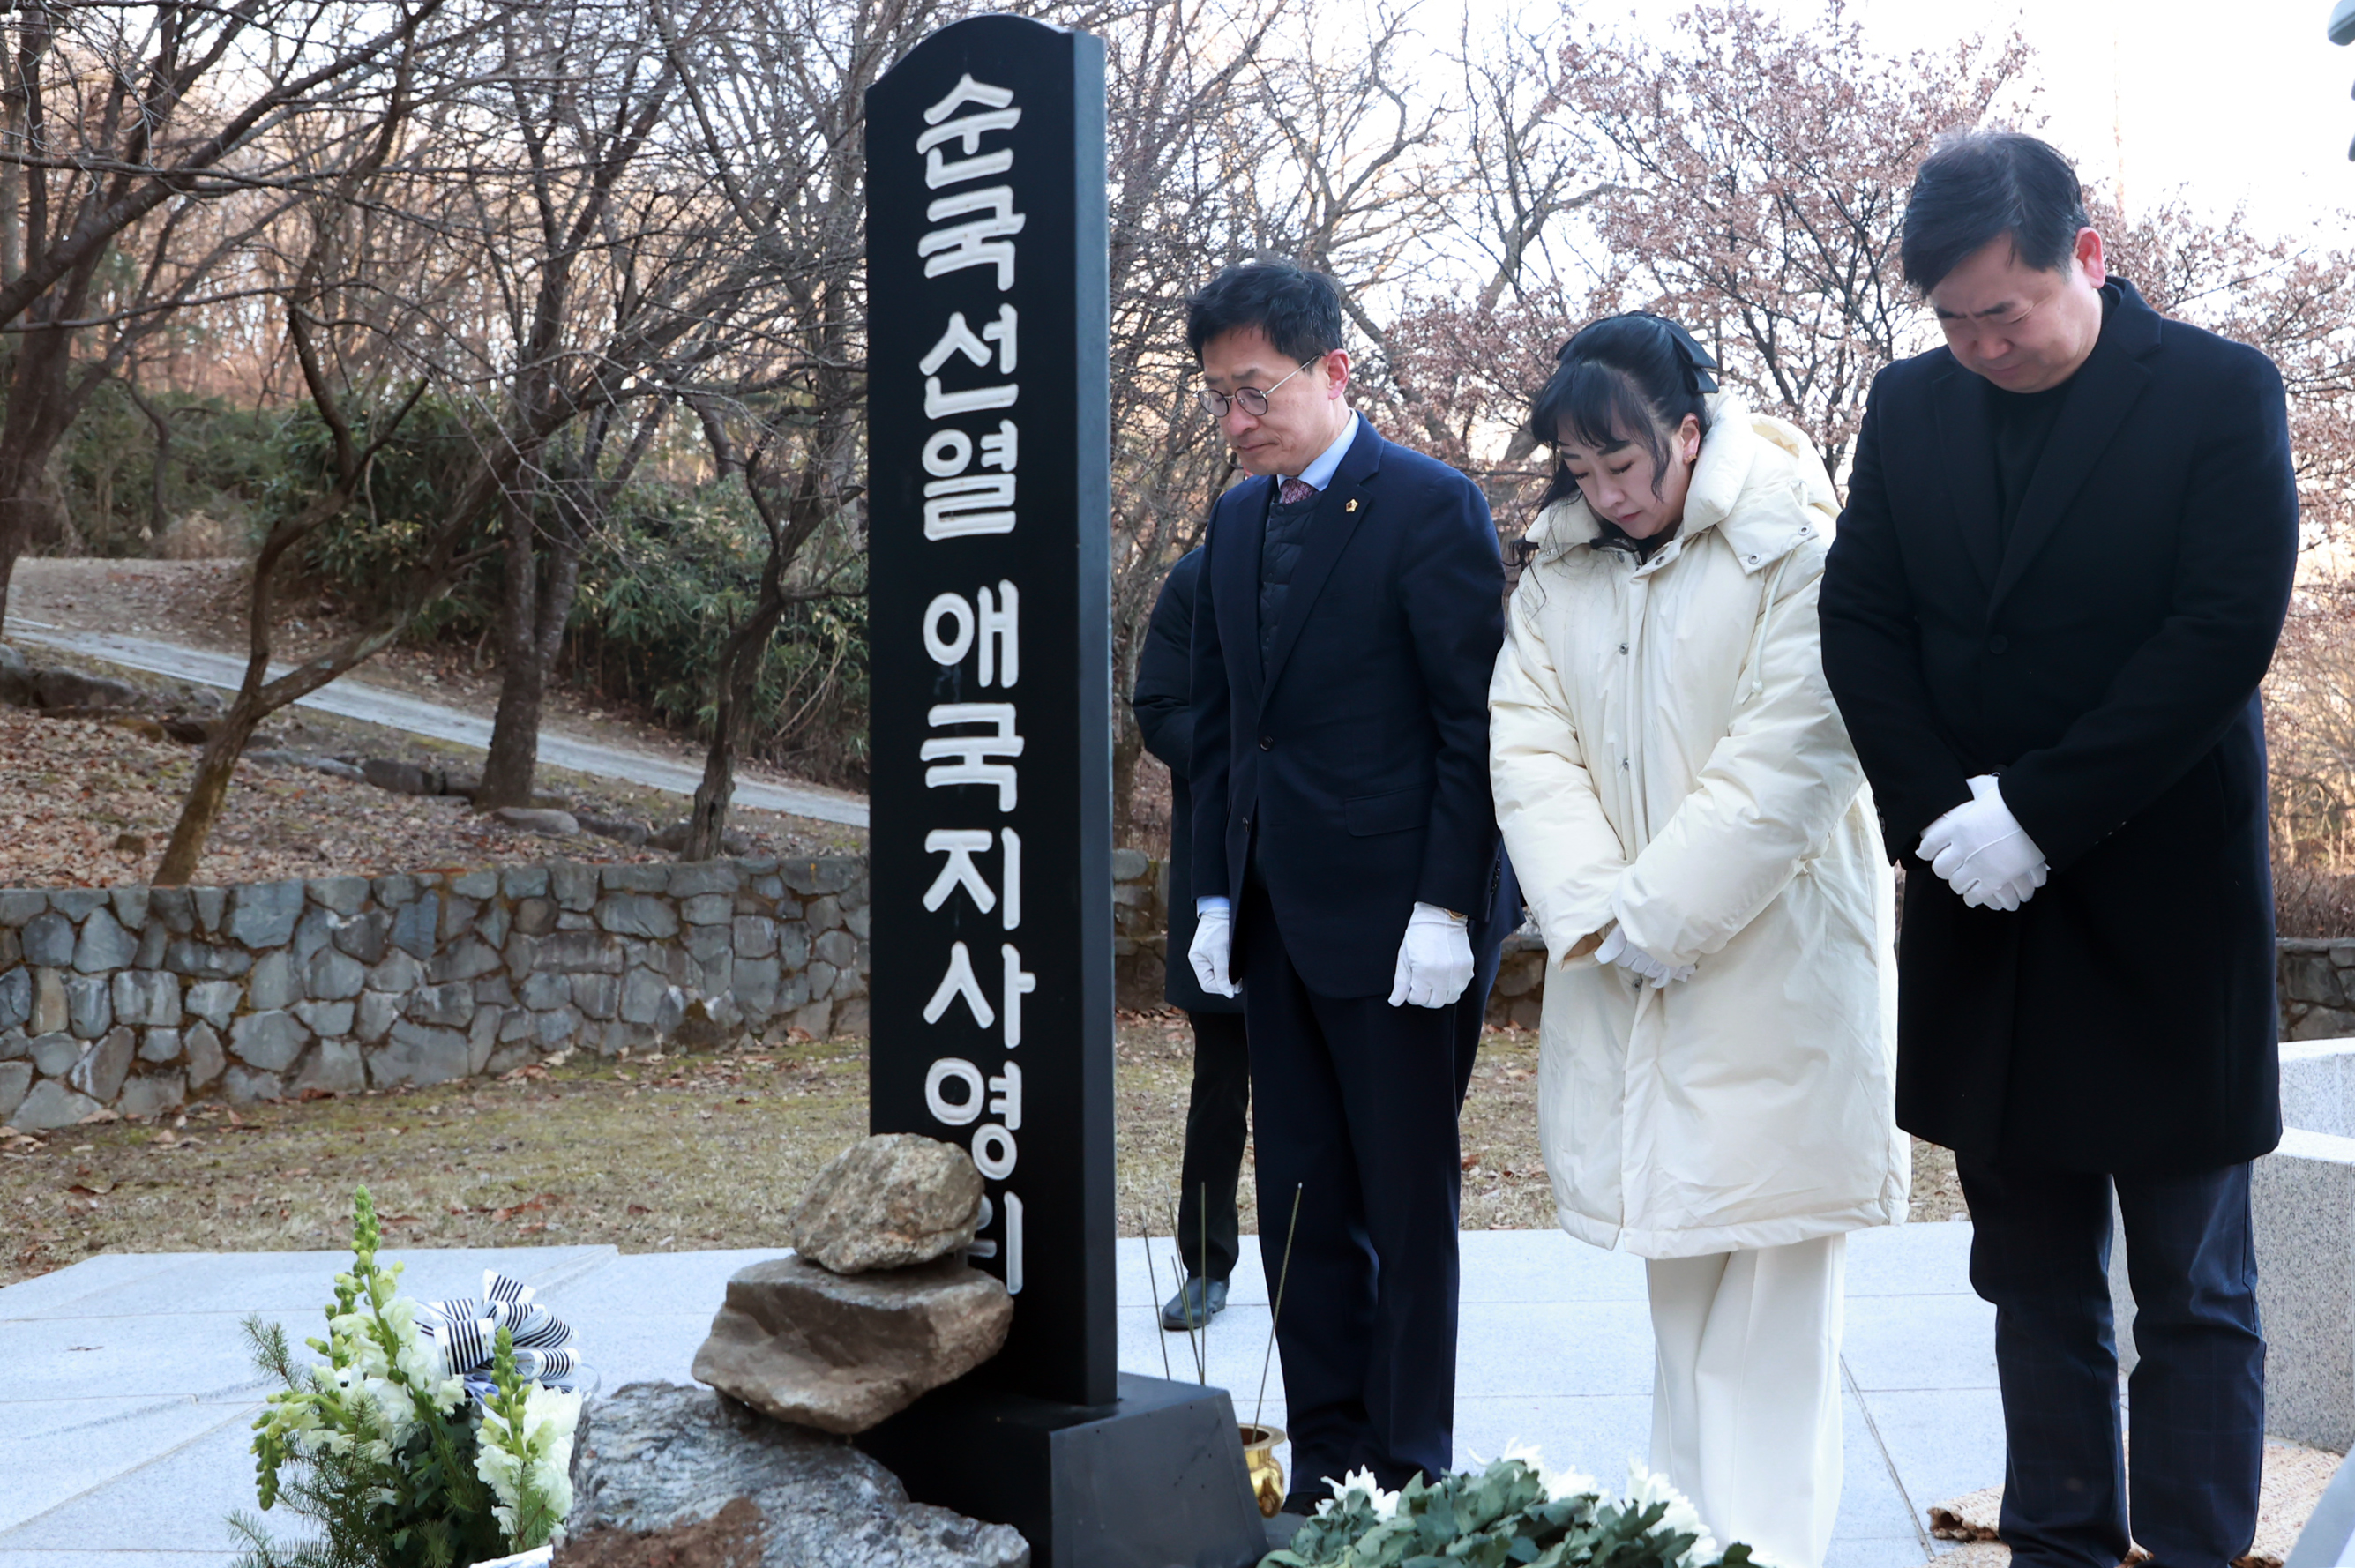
xmin=1820 ymin=132 xmax=2296 ymax=1568
xmin=1131 ymin=545 xmax=1252 ymax=1333
xmin=1184 ymin=262 xmax=1513 ymax=1504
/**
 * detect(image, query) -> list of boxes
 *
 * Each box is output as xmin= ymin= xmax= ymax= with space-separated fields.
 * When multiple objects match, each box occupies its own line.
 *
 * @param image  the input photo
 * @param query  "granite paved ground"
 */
xmin=0 ymin=1225 xmax=1997 ymax=1567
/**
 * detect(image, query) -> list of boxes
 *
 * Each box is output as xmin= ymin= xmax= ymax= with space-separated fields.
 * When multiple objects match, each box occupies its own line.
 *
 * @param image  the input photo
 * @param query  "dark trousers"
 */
xmin=1238 ymin=870 xmax=1464 ymax=1499
xmin=1176 ymin=1009 xmax=1250 ymax=1283
xmin=1956 ymin=1154 xmax=2264 ymax=1568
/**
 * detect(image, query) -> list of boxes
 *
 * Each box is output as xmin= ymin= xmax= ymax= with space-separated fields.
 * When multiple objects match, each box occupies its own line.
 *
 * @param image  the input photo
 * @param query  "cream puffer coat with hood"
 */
xmin=1490 ymin=395 xmax=1907 ymax=1258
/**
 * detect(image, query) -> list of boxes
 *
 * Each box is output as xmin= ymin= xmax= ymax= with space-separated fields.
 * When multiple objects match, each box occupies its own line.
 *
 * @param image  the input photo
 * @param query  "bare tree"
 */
xmin=1558 ymin=1 xmax=2030 ymax=482
xmin=0 ymin=0 xmax=467 ymax=628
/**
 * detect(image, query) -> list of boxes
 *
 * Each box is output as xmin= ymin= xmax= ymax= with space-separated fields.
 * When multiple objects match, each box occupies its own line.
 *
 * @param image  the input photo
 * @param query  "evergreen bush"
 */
xmin=1267 ymin=1452 xmax=1754 ymax=1568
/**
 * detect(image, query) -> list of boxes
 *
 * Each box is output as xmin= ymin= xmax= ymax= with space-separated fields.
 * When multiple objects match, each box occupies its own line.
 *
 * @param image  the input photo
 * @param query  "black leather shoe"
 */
xmin=1158 ymin=1276 xmax=1229 ymax=1331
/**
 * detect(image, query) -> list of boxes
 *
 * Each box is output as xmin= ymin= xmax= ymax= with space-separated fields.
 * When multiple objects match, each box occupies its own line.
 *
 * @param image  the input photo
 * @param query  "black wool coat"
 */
xmin=1819 ymin=277 xmax=2298 ymax=1174
xmin=1131 ymin=547 xmax=1239 ymax=1014
xmin=1190 ymin=418 xmax=1513 ymax=999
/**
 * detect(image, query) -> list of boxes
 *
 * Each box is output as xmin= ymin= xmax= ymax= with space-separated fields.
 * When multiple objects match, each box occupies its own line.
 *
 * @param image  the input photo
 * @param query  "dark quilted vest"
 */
xmin=1258 ymin=487 xmax=1319 ymax=670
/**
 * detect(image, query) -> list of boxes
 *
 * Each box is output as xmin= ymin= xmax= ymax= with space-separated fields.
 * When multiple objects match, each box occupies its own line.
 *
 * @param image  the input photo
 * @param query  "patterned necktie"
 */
xmin=1278 ymin=476 xmax=1317 ymax=506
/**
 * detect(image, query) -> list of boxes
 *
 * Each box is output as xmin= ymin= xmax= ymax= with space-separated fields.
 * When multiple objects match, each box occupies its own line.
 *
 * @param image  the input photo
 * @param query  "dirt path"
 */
xmin=5 ymin=558 xmax=867 ymax=827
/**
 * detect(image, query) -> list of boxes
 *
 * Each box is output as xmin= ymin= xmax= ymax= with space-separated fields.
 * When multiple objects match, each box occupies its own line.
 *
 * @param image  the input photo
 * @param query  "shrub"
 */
xmin=1267 ymin=1452 xmax=1753 ymax=1568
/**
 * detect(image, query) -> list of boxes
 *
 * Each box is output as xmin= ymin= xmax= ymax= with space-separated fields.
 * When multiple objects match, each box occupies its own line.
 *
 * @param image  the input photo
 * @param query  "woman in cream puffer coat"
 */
xmin=1489 ymin=315 xmax=1905 ymax=1568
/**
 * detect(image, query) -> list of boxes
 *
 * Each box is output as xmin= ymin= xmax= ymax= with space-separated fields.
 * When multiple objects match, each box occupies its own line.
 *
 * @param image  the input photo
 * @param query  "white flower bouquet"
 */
xmin=1264 ymin=1445 xmax=1752 ymax=1568
xmin=228 ymin=1187 xmax=586 ymax=1568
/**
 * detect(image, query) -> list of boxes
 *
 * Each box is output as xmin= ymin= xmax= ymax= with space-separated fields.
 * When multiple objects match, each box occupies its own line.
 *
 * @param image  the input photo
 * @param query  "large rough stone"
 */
xmin=0 ymin=889 xmax=45 ymax=925
xmin=230 ymin=1010 xmax=309 ymax=1071
xmin=184 ymin=979 xmax=241 ymax=1027
xmin=0 ymin=1060 xmax=28 ymax=1123
xmin=0 ymin=967 xmax=27 ymax=1031
xmin=166 ymin=938 xmax=250 ymax=979
xmin=564 ymin=1381 xmax=1028 ymax=1568
xmin=788 ymin=1134 xmax=985 ymax=1274
xmin=116 ymin=1070 xmax=186 ymax=1119
xmin=392 ymin=894 xmax=441 ymax=959
xmin=333 ymin=908 xmax=391 ymax=963
xmin=184 ymin=1021 xmax=225 ymax=1087
xmin=597 ymin=893 xmax=680 ymax=939
xmin=308 ymin=875 xmax=371 ymax=915
xmin=295 ymin=1039 xmax=368 ymax=1096
xmin=9 ymin=1079 xmax=99 ymax=1131
xmin=227 ymin=879 xmax=306 ymax=948
xmin=28 ymin=1033 xmax=80 ymax=1076
xmin=64 ymin=974 xmax=111 ymax=1039
xmin=247 ymin=950 xmax=298 ymax=1011
xmin=112 ymin=970 xmax=180 ymax=1027
xmin=691 ymin=1255 xmax=1013 ymax=1435
xmin=73 ymin=908 xmax=138 ymax=972
xmin=355 ymin=990 xmax=400 ymax=1043
xmin=492 ymin=806 xmax=580 ymax=838
xmin=306 ymin=948 xmax=366 ymax=1000
xmin=541 ymin=930 xmax=624 ymax=973
xmin=70 ymin=1027 xmax=136 ymax=1102
xmin=552 ymin=861 xmax=600 ymax=911
xmin=374 ymin=1019 xmax=469 ymax=1086
xmin=406 ymin=982 xmax=474 ymax=1027
xmin=294 ymin=999 xmax=355 ymax=1037
xmin=20 ymin=911 xmax=75 ymax=967
xmin=429 ymin=937 xmax=502 ymax=983
xmin=224 ymin=1065 xmax=284 ymax=1103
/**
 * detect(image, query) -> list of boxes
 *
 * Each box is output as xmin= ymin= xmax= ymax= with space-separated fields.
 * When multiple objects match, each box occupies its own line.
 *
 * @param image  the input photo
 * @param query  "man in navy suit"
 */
xmin=1183 ymin=261 xmax=1512 ymax=1504
xmin=1820 ymin=133 xmax=2294 ymax=1568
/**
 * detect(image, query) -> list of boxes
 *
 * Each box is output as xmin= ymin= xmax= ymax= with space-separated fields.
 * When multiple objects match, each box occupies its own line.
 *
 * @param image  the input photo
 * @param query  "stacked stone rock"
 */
xmin=0 ymin=856 xmax=869 ymax=1131
xmin=693 ymin=1134 xmax=1011 ymax=1435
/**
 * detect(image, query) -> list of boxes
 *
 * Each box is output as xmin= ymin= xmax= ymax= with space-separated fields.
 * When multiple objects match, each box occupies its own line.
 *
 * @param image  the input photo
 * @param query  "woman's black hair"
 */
xmin=1528 ymin=313 xmax=1717 ymax=510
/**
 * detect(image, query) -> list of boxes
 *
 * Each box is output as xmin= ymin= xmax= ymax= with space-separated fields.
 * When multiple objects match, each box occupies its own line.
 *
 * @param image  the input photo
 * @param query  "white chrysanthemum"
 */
xmin=1498 ymin=1443 xmax=1599 ymax=1504
xmin=1625 ymin=1461 xmax=1717 ymax=1567
xmin=1312 ymin=1467 xmax=1400 ymax=1522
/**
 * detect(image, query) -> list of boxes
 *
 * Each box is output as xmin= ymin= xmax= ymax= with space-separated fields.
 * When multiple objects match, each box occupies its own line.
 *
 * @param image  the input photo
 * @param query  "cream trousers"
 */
xmin=1646 ymin=1233 xmax=1847 ymax=1568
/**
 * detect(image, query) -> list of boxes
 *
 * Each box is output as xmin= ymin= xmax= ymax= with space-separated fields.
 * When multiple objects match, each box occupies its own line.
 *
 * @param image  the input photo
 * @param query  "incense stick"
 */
xmin=1169 ymin=1198 xmax=1205 ymax=1384
xmin=1143 ymin=1229 xmax=1173 ymax=1382
xmin=1253 ymin=1181 xmax=1304 ymax=1430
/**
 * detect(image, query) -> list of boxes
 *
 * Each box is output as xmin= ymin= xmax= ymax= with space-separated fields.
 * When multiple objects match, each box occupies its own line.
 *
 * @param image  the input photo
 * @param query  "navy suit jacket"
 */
xmin=1188 ymin=417 xmax=1509 ymax=998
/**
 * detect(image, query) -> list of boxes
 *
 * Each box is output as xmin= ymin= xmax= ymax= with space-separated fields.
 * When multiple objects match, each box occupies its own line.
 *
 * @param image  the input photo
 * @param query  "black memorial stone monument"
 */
xmin=857 ymin=15 xmax=1268 ymax=1567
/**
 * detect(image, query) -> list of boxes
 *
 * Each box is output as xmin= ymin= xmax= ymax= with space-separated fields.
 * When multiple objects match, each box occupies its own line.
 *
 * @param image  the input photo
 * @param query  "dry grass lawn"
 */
xmin=0 ymin=1019 xmax=1962 ymax=1288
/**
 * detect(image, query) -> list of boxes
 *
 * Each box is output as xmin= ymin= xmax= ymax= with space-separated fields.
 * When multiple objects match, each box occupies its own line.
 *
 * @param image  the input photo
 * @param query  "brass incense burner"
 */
xmin=1240 ymin=1423 xmax=1287 ymax=1518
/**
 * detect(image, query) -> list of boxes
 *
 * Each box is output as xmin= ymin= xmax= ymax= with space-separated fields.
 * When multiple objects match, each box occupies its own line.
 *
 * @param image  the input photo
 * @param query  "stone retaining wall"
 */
xmin=3 ymin=849 xmax=2324 ymax=1131
xmin=0 ymin=857 xmax=871 ymax=1131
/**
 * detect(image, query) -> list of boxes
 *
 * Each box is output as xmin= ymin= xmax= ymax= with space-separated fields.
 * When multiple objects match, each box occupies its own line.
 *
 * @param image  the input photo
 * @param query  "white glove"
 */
xmin=1387 ymin=902 xmax=1475 ymax=1008
xmin=1596 ymin=923 xmax=1694 ymax=989
xmin=1188 ymin=903 xmax=1240 ymax=997
xmin=1918 ymin=773 xmax=2049 ymax=912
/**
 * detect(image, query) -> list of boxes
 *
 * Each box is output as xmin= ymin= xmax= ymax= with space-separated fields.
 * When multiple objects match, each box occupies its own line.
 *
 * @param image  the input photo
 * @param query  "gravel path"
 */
xmin=8 ymin=619 xmax=870 ymax=827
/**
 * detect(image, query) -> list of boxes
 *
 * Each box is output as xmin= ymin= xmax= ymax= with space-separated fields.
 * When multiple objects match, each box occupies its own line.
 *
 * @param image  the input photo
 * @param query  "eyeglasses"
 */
xmin=1198 ymin=355 xmax=1323 ymax=419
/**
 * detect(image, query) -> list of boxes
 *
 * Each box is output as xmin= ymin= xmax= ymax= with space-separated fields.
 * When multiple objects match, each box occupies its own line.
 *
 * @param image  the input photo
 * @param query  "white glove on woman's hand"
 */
xmin=1918 ymin=773 xmax=2049 ymax=912
xmin=1388 ymin=902 xmax=1475 ymax=1008
xmin=1595 ymin=923 xmax=1694 ymax=989
xmin=1188 ymin=904 xmax=1240 ymax=997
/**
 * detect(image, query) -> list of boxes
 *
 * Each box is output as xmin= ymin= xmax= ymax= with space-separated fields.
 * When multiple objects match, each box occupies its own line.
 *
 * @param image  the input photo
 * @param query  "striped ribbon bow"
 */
xmin=415 ymin=1271 xmax=588 ymax=1402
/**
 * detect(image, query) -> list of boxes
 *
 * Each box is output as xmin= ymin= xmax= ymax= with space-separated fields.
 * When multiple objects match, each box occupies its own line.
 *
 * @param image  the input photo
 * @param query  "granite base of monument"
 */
xmin=857 ymin=1370 xmax=1268 ymax=1568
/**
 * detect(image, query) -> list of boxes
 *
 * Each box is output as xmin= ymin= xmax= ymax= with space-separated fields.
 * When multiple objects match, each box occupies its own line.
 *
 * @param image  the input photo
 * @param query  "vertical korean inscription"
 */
xmin=865 ymin=18 xmax=1113 ymax=1407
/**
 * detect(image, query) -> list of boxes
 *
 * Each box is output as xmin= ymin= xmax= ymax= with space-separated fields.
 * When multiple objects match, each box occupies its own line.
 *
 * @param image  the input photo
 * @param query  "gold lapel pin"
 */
xmin=1344 ymin=498 xmax=1358 ymax=512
